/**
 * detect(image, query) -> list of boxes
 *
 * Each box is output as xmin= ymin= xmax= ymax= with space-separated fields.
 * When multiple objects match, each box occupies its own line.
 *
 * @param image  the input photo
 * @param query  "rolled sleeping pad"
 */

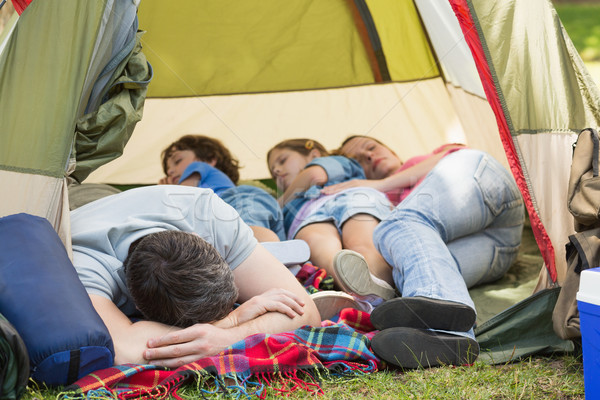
xmin=0 ymin=213 xmax=114 ymax=386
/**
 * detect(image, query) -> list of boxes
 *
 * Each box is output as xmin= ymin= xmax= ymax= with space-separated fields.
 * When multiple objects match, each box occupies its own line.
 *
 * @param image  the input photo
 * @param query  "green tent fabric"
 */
xmin=0 ymin=314 xmax=28 ymax=400
xmin=476 ymin=288 xmax=574 ymax=365
xmin=72 ymin=31 xmax=152 ymax=183
xmin=0 ymin=0 xmax=150 ymax=242
xmin=84 ymin=0 xmax=600 ymax=292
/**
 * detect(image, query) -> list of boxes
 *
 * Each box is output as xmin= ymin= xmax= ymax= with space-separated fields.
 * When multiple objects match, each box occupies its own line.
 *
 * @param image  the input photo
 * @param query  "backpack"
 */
xmin=0 ymin=313 xmax=29 ymax=400
xmin=553 ymin=128 xmax=600 ymax=340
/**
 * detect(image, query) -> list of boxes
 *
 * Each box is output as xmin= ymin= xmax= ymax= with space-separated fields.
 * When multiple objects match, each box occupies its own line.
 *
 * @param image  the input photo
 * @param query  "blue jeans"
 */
xmin=373 ymin=149 xmax=524 ymax=339
xmin=221 ymin=185 xmax=285 ymax=240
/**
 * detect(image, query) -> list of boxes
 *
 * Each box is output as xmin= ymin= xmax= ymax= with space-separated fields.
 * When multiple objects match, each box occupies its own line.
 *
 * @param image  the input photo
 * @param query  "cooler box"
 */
xmin=577 ymin=266 xmax=600 ymax=399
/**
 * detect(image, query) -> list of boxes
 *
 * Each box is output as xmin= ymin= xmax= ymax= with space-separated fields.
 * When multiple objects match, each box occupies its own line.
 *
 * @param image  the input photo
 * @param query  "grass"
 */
xmin=555 ymin=2 xmax=600 ymax=87
xmin=19 ymin=354 xmax=584 ymax=399
xmin=554 ymin=3 xmax=600 ymax=62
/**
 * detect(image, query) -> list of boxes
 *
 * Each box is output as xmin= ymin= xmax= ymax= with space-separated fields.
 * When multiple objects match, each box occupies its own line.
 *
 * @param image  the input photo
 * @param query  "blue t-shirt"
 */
xmin=179 ymin=161 xmax=235 ymax=196
xmin=282 ymin=155 xmax=365 ymax=233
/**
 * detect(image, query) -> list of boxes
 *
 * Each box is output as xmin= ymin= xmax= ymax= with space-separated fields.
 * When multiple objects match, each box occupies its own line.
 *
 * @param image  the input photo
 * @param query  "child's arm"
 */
xmin=278 ymin=165 xmax=328 ymax=206
xmin=323 ymin=151 xmax=448 ymax=195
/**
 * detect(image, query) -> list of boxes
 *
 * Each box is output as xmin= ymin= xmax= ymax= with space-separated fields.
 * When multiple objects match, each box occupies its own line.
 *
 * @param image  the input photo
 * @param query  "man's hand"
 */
xmin=144 ymin=324 xmax=240 ymax=368
xmin=216 ymin=288 xmax=305 ymax=329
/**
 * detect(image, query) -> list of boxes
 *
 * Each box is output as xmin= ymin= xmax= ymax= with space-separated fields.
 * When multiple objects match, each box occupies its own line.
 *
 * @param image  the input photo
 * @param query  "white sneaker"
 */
xmin=261 ymin=240 xmax=310 ymax=266
xmin=310 ymin=290 xmax=370 ymax=320
xmin=333 ymin=250 xmax=396 ymax=300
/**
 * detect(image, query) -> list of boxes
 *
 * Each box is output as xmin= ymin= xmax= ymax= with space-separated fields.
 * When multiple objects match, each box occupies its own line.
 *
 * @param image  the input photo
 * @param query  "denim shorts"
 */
xmin=288 ymin=187 xmax=392 ymax=239
xmin=221 ymin=185 xmax=285 ymax=240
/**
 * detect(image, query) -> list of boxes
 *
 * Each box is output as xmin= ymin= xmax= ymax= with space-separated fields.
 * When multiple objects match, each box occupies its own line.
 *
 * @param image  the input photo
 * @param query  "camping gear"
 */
xmin=567 ymin=128 xmax=600 ymax=232
xmin=553 ymin=128 xmax=600 ymax=339
xmin=577 ymin=267 xmax=600 ymax=399
xmin=475 ymin=287 xmax=574 ymax=365
xmin=0 ymin=213 xmax=114 ymax=386
xmin=65 ymin=312 xmax=378 ymax=399
xmin=553 ymin=228 xmax=600 ymax=340
xmin=0 ymin=313 xmax=29 ymax=400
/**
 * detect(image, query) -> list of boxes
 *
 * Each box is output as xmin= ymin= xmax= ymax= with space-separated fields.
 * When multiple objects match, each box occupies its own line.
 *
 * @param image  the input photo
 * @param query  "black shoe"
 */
xmin=371 ymin=327 xmax=479 ymax=369
xmin=370 ymin=296 xmax=476 ymax=332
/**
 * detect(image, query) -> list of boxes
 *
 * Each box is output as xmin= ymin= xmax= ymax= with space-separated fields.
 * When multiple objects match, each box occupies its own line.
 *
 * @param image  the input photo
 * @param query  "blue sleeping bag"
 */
xmin=0 ymin=213 xmax=114 ymax=386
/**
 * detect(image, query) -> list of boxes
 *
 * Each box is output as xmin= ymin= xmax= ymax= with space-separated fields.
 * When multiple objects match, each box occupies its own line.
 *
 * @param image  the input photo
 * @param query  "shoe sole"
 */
xmin=311 ymin=290 xmax=363 ymax=320
xmin=370 ymin=297 xmax=476 ymax=332
xmin=261 ymin=240 xmax=310 ymax=266
xmin=371 ymin=327 xmax=479 ymax=369
xmin=333 ymin=250 xmax=396 ymax=300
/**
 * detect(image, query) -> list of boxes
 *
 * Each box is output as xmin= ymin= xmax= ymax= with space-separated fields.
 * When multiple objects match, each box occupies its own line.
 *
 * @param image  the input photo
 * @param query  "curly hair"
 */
xmin=124 ymin=231 xmax=238 ymax=327
xmin=161 ymin=135 xmax=241 ymax=183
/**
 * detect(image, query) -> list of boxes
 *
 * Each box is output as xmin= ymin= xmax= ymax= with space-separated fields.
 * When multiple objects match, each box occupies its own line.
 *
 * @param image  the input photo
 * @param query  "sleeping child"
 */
xmin=267 ymin=138 xmax=397 ymax=308
xmin=160 ymin=135 xmax=309 ymax=267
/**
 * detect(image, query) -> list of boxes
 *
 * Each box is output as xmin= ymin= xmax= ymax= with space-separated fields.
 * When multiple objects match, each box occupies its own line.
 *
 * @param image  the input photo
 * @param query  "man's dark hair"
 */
xmin=124 ymin=230 xmax=238 ymax=327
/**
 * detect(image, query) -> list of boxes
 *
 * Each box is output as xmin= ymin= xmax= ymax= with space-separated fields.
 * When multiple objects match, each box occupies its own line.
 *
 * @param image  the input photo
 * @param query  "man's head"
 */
xmin=124 ymin=230 xmax=238 ymax=327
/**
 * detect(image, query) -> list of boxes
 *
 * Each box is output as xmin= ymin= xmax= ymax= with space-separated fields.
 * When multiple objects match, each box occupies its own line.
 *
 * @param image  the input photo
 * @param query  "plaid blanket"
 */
xmin=63 ymin=309 xmax=379 ymax=399
xmin=295 ymin=262 xmax=335 ymax=293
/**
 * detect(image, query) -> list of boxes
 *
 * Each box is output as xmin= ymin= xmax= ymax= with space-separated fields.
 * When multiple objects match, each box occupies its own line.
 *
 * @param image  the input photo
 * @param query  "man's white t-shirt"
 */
xmin=71 ymin=185 xmax=257 ymax=317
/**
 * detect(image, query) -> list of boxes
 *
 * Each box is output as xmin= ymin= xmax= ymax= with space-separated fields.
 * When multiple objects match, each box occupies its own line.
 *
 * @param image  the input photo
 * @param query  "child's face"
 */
xmin=166 ymin=149 xmax=198 ymax=184
xmin=268 ymin=148 xmax=314 ymax=191
xmin=340 ymin=137 xmax=401 ymax=179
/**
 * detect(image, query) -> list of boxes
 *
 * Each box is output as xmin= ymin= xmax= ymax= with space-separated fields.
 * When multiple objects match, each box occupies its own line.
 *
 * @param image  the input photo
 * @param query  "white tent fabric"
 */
xmin=86 ymin=77 xmax=503 ymax=184
xmin=414 ymin=0 xmax=484 ymax=98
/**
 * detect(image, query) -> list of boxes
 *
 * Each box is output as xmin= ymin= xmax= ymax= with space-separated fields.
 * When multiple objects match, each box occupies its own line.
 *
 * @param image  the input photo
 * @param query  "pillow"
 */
xmin=0 ymin=213 xmax=114 ymax=386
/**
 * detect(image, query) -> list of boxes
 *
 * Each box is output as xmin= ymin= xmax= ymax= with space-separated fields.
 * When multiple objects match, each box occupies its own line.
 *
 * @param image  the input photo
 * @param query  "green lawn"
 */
xmin=21 ymin=354 xmax=584 ymax=399
xmin=555 ymin=2 xmax=600 ymax=87
xmin=555 ymin=3 xmax=600 ymax=62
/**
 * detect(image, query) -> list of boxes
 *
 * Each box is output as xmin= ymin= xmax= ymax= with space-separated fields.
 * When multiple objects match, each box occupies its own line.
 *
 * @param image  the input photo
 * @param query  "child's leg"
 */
xmin=341 ymin=214 xmax=393 ymax=286
xmin=295 ymin=222 xmax=342 ymax=282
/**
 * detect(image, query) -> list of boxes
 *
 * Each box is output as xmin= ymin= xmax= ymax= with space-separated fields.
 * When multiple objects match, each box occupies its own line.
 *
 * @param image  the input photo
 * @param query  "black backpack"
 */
xmin=0 ymin=313 xmax=29 ymax=400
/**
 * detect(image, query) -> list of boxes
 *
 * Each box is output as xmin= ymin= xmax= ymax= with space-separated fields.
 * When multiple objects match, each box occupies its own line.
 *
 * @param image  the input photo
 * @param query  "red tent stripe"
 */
xmin=11 ymin=0 xmax=33 ymax=15
xmin=448 ymin=0 xmax=557 ymax=283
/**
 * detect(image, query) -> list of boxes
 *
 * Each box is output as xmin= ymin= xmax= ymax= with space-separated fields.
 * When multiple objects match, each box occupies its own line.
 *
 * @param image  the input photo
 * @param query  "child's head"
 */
xmin=124 ymin=230 xmax=238 ymax=327
xmin=161 ymin=135 xmax=240 ymax=184
xmin=267 ymin=139 xmax=329 ymax=191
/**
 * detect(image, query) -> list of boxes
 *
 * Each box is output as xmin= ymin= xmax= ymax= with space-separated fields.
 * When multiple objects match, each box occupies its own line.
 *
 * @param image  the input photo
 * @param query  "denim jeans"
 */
xmin=374 ymin=149 xmax=524 ymax=338
xmin=221 ymin=185 xmax=286 ymax=240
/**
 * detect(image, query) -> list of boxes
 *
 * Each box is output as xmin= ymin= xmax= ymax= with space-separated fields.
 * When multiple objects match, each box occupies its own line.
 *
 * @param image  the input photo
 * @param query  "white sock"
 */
xmin=353 ymin=293 xmax=385 ymax=308
xmin=370 ymin=273 xmax=394 ymax=290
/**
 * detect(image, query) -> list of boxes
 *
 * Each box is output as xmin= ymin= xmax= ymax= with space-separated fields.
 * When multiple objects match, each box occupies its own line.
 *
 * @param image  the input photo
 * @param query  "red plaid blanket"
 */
xmin=64 ymin=309 xmax=379 ymax=399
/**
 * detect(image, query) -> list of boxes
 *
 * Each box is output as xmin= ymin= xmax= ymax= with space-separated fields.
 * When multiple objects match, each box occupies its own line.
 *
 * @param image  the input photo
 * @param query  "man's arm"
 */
xmin=96 ymin=245 xmax=320 ymax=367
xmin=143 ymin=245 xmax=321 ymax=367
xmin=90 ymin=294 xmax=175 ymax=365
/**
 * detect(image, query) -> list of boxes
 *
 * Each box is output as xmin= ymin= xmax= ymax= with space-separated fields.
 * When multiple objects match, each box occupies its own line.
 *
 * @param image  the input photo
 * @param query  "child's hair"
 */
xmin=266 ymin=139 xmax=329 ymax=177
xmin=337 ymin=135 xmax=386 ymax=153
xmin=161 ymin=135 xmax=241 ymax=183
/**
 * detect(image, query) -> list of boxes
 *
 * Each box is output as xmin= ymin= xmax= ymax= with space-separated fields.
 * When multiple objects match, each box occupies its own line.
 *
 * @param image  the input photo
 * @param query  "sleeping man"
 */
xmin=71 ymin=185 xmax=320 ymax=367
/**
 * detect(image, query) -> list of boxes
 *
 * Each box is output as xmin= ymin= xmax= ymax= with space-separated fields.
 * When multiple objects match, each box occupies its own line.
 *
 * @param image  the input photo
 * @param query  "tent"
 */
xmin=1 ymin=0 xmax=600 ymax=291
